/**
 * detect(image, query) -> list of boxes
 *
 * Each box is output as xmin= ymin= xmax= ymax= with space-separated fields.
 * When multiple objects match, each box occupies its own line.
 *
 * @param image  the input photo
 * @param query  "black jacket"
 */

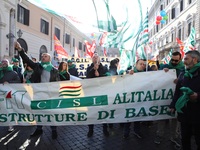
xmin=59 ymin=72 xmax=70 ymax=81
xmin=0 ymin=70 xmax=21 ymax=83
xmin=170 ymin=67 xmax=200 ymax=123
xmin=19 ymin=50 xmax=60 ymax=83
xmin=68 ymin=64 xmax=79 ymax=77
xmin=86 ymin=63 xmax=108 ymax=78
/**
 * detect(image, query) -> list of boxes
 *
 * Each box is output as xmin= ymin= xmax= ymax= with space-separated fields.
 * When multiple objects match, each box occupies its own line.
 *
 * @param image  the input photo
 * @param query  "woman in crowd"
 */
xmin=58 ymin=61 xmax=70 ymax=81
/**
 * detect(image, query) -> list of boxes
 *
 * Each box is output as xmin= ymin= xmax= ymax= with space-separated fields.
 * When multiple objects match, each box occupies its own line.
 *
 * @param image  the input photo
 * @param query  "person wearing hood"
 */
xmin=67 ymin=60 xmax=79 ymax=77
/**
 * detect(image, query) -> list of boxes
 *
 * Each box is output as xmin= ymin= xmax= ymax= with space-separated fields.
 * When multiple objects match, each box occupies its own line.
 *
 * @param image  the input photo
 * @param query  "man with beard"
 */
xmin=169 ymin=50 xmax=200 ymax=150
xmin=156 ymin=51 xmax=185 ymax=147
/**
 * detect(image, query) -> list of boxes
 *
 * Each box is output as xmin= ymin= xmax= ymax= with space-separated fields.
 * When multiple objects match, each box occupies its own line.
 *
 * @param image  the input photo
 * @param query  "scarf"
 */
xmin=0 ymin=66 xmax=13 ymax=79
xmin=59 ymin=70 xmax=67 ymax=79
xmin=168 ymin=61 xmax=184 ymax=70
xmin=175 ymin=87 xmax=194 ymax=113
xmin=133 ymin=67 xmax=144 ymax=73
xmin=184 ymin=62 xmax=200 ymax=78
xmin=40 ymin=62 xmax=53 ymax=72
xmin=24 ymin=70 xmax=33 ymax=83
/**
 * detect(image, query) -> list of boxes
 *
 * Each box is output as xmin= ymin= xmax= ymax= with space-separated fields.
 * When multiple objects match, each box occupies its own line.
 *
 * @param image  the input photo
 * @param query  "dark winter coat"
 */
xmin=170 ymin=67 xmax=200 ymax=124
xmin=68 ymin=64 xmax=79 ymax=77
xmin=86 ymin=63 xmax=108 ymax=78
xmin=13 ymin=66 xmax=23 ymax=83
xmin=0 ymin=70 xmax=21 ymax=83
xmin=108 ymin=66 xmax=118 ymax=76
xmin=19 ymin=50 xmax=60 ymax=83
xmin=59 ymin=72 xmax=70 ymax=81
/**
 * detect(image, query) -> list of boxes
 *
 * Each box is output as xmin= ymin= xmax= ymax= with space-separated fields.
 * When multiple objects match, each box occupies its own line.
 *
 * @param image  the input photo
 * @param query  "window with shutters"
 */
xmin=73 ymin=38 xmax=75 ymax=47
xmin=187 ymin=15 xmax=192 ymax=36
xmin=17 ymin=4 xmax=29 ymax=26
xmin=65 ymin=34 xmax=70 ymax=44
xmin=79 ymin=42 xmax=82 ymax=50
xmin=171 ymin=33 xmax=174 ymax=42
xmin=178 ymin=28 xmax=182 ymax=40
xmin=188 ymin=22 xmax=192 ymax=36
xmin=171 ymin=7 xmax=176 ymax=19
xmin=160 ymin=5 xmax=163 ymax=11
xmin=83 ymin=45 xmax=86 ymax=52
xmin=156 ymin=25 xmax=159 ymax=33
xmin=55 ymin=27 xmax=60 ymax=40
xmin=180 ymin=0 xmax=184 ymax=12
xmin=40 ymin=19 xmax=49 ymax=35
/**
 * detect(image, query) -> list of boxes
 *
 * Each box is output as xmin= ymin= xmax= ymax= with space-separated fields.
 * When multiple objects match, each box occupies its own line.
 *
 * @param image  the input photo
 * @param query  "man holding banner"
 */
xmin=15 ymin=42 xmax=60 ymax=139
xmin=123 ymin=59 xmax=146 ymax=139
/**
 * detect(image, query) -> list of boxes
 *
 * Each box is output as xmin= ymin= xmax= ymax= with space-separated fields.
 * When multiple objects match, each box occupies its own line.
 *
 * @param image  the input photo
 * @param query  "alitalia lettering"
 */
xmin=113 ymin=89 xmax=173 ymax=104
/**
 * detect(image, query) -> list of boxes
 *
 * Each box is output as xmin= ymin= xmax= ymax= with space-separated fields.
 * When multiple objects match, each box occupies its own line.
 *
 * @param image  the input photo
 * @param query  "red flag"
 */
xmin=99 ymin=32 xmax=107 ymax=46
xmin=84 ymin=40 xmax=96 ymax=58
xmin=54 ymin=35 xmax=68 ymax=58
xmin=74 ymin=46 xmax=80 ymax=58
xmin=103 ymin=48 xmax=107 ymax=57
xmin=176 ymin=38 xmax=184 ymax=58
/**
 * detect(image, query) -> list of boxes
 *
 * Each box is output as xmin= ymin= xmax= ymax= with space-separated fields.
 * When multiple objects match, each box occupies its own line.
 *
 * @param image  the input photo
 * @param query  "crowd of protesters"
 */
xmin=0 ymin=42 xmax=200 ymax=150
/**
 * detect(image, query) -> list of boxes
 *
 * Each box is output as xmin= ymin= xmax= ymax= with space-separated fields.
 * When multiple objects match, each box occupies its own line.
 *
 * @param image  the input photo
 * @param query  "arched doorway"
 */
xmin=16 ymin=38 xmax=28 ymax=53
xmin=39 ymin=45 xmax=47 ymax=61
xmin=16 ymin=38 xmax=28 ymax=63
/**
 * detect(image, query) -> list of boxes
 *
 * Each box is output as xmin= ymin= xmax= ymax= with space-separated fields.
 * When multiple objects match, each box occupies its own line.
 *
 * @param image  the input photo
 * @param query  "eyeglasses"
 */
xmin=171 ymin=59 xmax=179 ymax=62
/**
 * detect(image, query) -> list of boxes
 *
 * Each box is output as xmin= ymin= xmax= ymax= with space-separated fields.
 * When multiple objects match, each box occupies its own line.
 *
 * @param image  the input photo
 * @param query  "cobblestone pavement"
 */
xmin=0 ymin=119 xmax=197 ymax=150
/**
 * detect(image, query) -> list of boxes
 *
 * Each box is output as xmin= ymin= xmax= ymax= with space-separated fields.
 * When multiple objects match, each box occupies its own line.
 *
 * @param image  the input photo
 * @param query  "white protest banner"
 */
xmin=0 ymin=70 xmax=176 ymax=126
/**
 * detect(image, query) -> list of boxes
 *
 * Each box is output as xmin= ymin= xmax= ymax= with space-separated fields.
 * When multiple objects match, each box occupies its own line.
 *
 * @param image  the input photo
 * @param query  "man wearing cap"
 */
xmin=68 ymin=59 xmax=79 ymax=77
xmin=12 ymin=58 xmax=23 ymax=83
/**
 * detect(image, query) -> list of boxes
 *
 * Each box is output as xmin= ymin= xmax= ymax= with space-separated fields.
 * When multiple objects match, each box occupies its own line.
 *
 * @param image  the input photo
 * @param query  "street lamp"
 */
xmin=17 ymin=29 xmax=23 ymax=38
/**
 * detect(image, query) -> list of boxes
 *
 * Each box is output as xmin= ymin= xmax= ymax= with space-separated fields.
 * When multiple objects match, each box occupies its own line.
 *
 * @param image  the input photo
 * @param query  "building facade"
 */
xmin=148 ymin=0 xmax=200 ymax=59
xmin=0 ymin=0 xmax=97 ymax=62
xmin=0 ymin=0 xmax=17 ymax=60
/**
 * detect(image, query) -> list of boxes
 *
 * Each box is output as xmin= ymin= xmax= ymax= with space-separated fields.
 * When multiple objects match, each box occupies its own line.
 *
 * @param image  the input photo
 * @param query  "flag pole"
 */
xmin=146 ymin=44 xmax=148 ymax=72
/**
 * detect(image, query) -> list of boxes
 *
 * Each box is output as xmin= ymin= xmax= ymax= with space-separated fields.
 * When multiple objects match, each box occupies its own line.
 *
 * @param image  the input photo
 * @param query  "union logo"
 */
xmin=59 ymin=84 xmax=82 ymax=97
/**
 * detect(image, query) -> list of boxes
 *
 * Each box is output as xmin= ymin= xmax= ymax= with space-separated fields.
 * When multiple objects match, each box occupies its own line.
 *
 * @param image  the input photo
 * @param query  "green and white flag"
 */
xmin=183 ymin=27 xmax=196 ymax=52
xmin=92 ymin=0 xmax=117 ymax=32
xmin=136 ymin=11 xmax=149 ymax=60
xmin=102 ymin=0 xmax=143 ymax=73
xmin=162 ymin=49 xmax=173 ymax=64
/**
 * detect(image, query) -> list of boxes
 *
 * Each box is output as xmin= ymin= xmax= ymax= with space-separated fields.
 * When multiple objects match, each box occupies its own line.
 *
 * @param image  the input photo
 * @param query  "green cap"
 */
xmin=67 ymin=60 xmax=72 ymax=63
xmin=12 ymin=58 xmax=19 ymax=62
